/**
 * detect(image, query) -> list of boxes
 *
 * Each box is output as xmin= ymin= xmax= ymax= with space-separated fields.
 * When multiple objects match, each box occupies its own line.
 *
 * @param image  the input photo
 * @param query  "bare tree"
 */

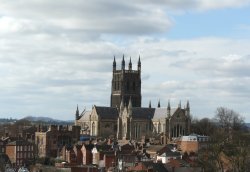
xmin=197 ymin=107 xmax=249 ymax=172
xmin=191 ymin=117 xmax=216 ymax=136
xmin=215 ymin=107 xmax=244 ymax=131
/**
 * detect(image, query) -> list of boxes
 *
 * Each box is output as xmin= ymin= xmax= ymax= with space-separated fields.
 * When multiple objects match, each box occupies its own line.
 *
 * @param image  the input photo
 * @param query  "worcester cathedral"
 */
xmin=75 ymin=56 xmax=191 ymax=143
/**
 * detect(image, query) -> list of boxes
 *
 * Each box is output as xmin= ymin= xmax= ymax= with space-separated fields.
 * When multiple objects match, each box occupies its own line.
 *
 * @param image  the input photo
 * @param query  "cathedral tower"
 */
xmin=111 ymin=55 xmax=141 ymax=108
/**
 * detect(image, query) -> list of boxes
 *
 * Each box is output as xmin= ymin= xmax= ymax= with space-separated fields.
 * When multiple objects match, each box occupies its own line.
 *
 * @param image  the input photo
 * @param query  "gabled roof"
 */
xmin=78 ymin=111 xmax=91 ymax=121
xmin=95 ymin=106 xmax=119 ymax=119
xmin=131 ymin=107 xmax=155 ymax=119
xmin=82 ymin=143 xmax=112 ymax=152
xmin=153 ymin=108 xmax=167 ymax=119
xmin=152 ymin=107 xmax=181 ymax=120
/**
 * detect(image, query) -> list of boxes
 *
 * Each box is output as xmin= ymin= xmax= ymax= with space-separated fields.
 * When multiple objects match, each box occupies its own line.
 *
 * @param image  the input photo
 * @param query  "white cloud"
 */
xmin=0 ymin=1 xmax=250 ymax=121
xmin=198 ymin=0 xmax=250 ymax=10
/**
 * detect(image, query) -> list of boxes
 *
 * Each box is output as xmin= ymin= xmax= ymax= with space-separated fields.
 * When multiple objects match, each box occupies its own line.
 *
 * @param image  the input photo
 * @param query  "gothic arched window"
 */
xmin=123 ymin=123 xmax=126 ymax=137
xmin=92 ymin=122 xmax=96 ymax=136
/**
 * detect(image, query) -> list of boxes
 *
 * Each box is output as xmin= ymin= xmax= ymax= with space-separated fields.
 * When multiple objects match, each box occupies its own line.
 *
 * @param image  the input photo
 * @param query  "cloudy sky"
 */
xmin=1 ymin=0 xmax=250 ymax=121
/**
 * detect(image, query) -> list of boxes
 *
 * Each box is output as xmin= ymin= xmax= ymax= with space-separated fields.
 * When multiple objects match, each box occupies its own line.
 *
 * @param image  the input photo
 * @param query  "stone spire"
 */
xmin=167 ymin=100 xmax=171 ymax=117
xmin=178 ymin=100 xmax=181 ymax=108
xmin=157 ymin=99 xmax=161 ymax=108
xmin=113 ymin=56 xmax=116 ymax=71
xmin=75 ymin=104 xmax=79 ymax=120
xmin=137 ymin=55 xmax=141 ymax=71
xmin=129 ymin=57 xmax=132 ymax=70
xmin=122 ymin=54 xmax=125 ymax=70
xmin=186 ymin=100 xmax=190 ymax=110
xmin=185 ymin=100 xmax=190 ymax=117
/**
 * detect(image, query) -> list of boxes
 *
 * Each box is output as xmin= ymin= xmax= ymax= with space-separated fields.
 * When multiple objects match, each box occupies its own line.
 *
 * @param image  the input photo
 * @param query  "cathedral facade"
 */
xmin=75 ymin=56 xmax=191 ymax=142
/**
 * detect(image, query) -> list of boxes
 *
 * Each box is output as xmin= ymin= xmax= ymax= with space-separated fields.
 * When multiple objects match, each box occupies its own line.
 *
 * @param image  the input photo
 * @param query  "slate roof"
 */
xmin=93 ymin=106 xmax=184 ymax=120
xmin=131 ymin=107 xmax=155 ymax=119
xmin=95 ymin=106 xmax=119 ymax=119
xmin=141 ymin=162 xmax=167 ymax=171
xmin=153 ymin=108 xmax=178 ymax=120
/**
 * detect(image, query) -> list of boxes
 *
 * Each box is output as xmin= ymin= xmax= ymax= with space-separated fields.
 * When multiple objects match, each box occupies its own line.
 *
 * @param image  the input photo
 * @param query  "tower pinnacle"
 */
xmin=113 ymin=56 xmax=116 ymax=71
xmin=122 ymin=54 xmax=125 ymax=70
xmin=138 ymin=55 xmax=141 ymax=71
xmin=157 ymin=99 xmax=161 ymax=108
xmin=129 ymin=57 xmax=132 ymax=70
xmin=75 ymin=104 xmax=79 ymax=120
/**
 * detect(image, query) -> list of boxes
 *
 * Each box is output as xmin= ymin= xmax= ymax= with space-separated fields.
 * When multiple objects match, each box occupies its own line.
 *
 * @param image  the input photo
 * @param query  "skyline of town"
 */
xmin=1 ymin=1 xmax=250 ymax=121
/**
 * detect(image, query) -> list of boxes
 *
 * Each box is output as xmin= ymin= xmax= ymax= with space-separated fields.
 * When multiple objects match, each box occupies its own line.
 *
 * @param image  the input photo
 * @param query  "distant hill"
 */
xmin=245 ymin=123 xmax=250 ymax=128
xmin=0 ymin=118 xmax=17 ymax=124
xmin=21 ymin=116 xmax=74 ymax=125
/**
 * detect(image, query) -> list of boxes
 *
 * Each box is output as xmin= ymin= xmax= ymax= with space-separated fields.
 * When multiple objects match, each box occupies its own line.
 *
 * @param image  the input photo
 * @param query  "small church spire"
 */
xmin=138 ymin=55 xmax=141 ymax=71
xmin=129 ymin=57 xmax=132 ymax=70
xmin=178 ymin=100 xmax=181 ymax=108
xmin=75 ymin=104 xmax=79 ymax=120
xmin=157 ymin=99 xmax=161 ymax=108
xmin=149 ymin=100 xmax=151 ymax=108
xmin=113 ymin=56 xmax=116 ymax=71
xmin=167 ymin=100 xmax=171 ymax=110
xmin=122 ymin=54 xmax=125 ymax=70
xmin=186 ymin=100 xmax=190 ymax=110
xmin=185 ymin=100 xmax=190 ymax=117
xmin=167 ymin=100 xmax=171 ymax=117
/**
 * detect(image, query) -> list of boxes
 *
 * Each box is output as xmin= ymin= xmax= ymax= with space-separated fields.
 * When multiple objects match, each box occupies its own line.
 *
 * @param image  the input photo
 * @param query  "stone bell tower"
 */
xmin=111 ymin=55 xmax=141 ymax=108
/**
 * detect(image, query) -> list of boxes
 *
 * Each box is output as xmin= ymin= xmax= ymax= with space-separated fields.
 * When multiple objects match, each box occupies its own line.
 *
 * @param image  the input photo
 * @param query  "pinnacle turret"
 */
xmin=138 ymin=55 xmax=141 ymax=71
xmin=75 ymin=104 xmax=79 ymax=120
xmin=186 ymin=100 xmax=190 ymax=110
xmin=157 ymin=99 xmax=161 ymax=108
xmin=113 ymin=56 xmax=116 ymax=71
xmin=129 ymin=57 xmax=132 ymax=70
xmin=122 ymin=54 xmax=125 ymax=70
xmin=178 ymin=100 xmax=181 ymax=108
xmin=167 ymin=100 xmax=171 ymax=117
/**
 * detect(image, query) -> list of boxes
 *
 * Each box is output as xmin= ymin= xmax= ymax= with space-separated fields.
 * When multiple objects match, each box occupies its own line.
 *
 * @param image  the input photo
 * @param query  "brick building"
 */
xmin=177 ymin=134 xmax=209 ymax=154
xmin=35 ymin=125 xmax=80 ymax=157
xmin=5 ymin=140 xmax=35 ymax=167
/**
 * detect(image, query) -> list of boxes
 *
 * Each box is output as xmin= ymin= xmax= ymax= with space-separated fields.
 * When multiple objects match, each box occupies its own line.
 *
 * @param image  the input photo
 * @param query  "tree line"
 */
xmin=191 ymin=107 xmax=250 ymax=172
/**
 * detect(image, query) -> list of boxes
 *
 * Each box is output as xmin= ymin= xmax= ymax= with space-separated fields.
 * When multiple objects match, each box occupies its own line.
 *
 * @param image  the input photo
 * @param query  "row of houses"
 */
xmin=0 ymin=123 xmax=208 ymax=171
